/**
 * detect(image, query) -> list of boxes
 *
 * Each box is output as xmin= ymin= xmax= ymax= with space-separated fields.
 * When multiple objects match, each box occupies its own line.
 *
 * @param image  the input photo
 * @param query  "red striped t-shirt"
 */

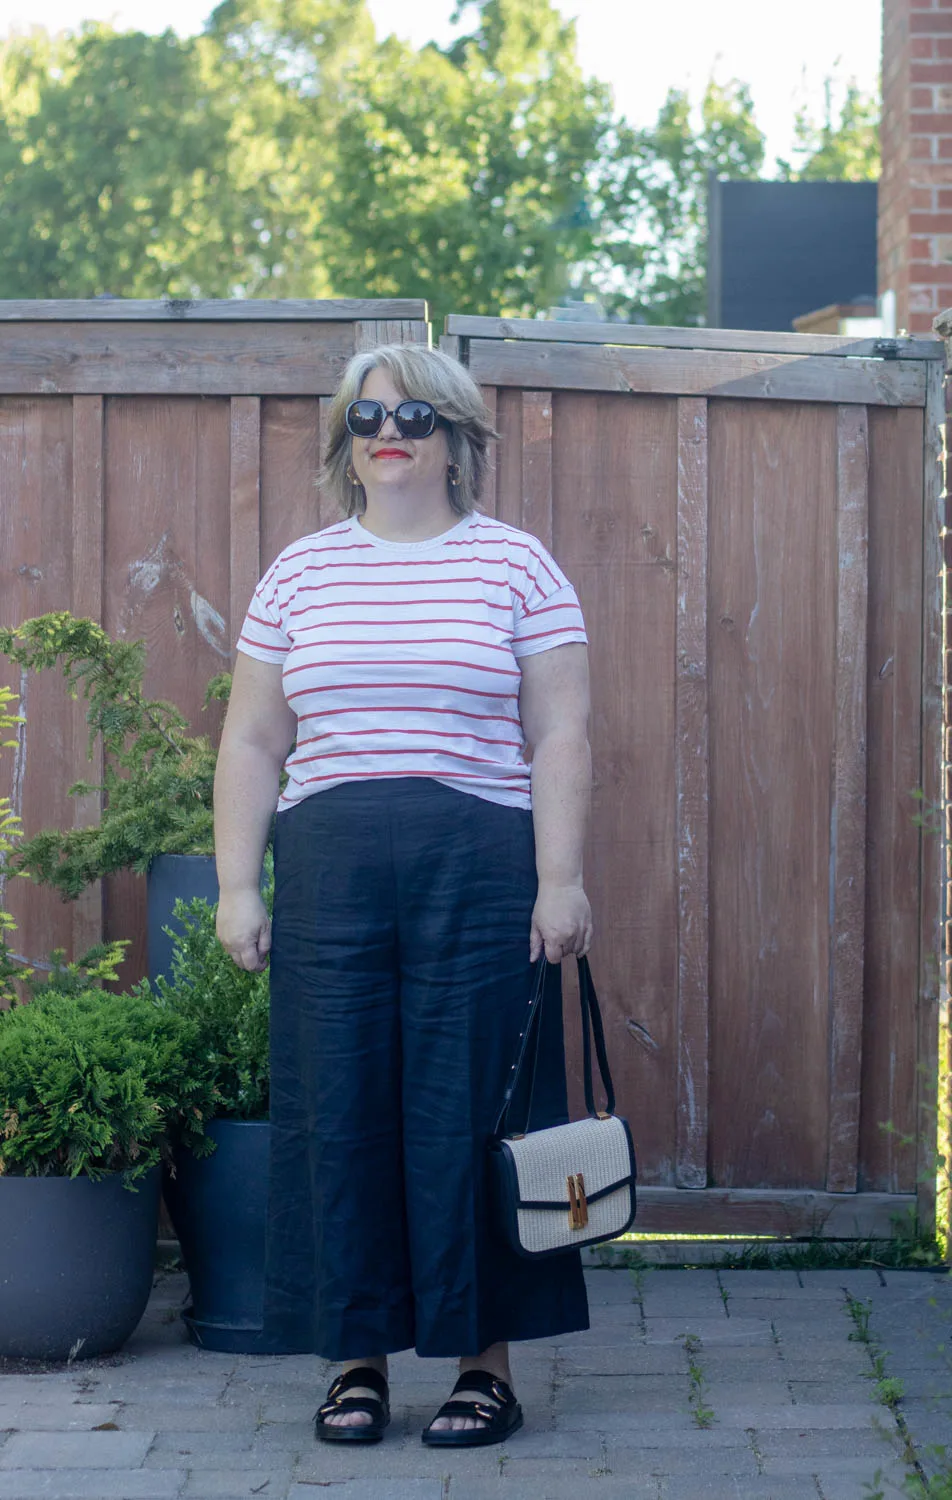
xmin=237 ymin=510 xmax=588 ymax=811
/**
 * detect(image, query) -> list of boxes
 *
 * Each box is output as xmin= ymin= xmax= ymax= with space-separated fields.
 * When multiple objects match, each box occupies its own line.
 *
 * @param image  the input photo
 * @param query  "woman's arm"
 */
xmin=214 ymin=652 xmax=297 ymax=971
xmin=518 ymin=642 xmax=594 ymax=963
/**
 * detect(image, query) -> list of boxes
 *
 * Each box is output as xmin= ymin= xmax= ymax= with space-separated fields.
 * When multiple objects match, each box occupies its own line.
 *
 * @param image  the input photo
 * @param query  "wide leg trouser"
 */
xmin=262 ymin=776 xmax=590 ymax=1359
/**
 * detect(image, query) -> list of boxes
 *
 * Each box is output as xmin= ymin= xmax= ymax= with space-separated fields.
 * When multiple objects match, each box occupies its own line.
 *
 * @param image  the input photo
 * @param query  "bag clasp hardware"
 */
xmin=567 ymin=1171 xmax=589 ymax=1230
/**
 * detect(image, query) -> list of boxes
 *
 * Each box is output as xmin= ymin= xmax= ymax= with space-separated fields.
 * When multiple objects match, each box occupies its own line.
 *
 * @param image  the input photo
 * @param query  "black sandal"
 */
xmin=421 ymin=1369 xmax=523 ymax=1448
xmin=314 ymin=1365 xmax=390 ymax=1444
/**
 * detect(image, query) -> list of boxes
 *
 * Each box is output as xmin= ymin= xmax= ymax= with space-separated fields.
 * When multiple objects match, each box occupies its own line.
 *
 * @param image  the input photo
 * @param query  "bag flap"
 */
xmin=502 ymin=1115 xmax=634 ymax=1206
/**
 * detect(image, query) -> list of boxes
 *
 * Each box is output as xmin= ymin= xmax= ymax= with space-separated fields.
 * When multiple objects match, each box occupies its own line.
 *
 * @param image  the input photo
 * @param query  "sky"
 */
xmin=0 ymin=0 xmax=882 ymax=172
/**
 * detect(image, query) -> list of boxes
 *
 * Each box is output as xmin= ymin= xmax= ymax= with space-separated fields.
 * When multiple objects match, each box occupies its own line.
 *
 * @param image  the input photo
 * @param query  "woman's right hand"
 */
xmin=216 ymin=888 xmax=272 ymax=972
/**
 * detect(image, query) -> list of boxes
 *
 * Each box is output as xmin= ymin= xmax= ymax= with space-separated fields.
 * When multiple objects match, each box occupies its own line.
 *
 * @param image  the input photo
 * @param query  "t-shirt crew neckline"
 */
xmin=349 ymin=512 xmax=475 ymax=553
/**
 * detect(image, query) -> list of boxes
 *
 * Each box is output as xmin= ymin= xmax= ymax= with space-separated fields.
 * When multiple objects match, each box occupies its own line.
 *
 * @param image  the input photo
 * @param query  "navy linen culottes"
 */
xmin=262 ymin=777 xmax=590 ymax=1359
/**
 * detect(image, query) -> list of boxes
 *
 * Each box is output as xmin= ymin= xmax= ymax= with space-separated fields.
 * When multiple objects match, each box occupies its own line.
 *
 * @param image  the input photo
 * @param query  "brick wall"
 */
xmin=880 ymin=0 xmax=952 ymax=333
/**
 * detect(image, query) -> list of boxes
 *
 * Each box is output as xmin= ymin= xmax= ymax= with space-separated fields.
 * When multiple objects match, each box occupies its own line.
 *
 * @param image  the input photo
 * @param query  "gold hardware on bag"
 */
xmin=567 ymin=1172 xmax=589 ymax=1229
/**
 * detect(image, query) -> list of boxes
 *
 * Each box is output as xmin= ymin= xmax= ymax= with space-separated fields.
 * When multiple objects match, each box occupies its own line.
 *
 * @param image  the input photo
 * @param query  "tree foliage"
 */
xmin=777 ymin=80 xmax=880 ymax=183
xmin=0 ymin=614 xmax=224 ymax=897
xmin=0 ymin=2 xmax=879 ymax=325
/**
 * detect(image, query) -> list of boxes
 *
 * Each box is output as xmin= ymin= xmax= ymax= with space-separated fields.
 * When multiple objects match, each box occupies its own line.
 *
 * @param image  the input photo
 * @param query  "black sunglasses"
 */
xmin=345 ymin=398 xmax=446 ymax=440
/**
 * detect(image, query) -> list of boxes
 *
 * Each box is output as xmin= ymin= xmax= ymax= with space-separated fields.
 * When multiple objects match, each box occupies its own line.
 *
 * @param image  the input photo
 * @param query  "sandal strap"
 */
xmin=432 ymin=1397 xmax=501 ymax=1423
xmin=317 ymin=1395 xmax=386 ymax=1421
xmin=450 ymin=1370 xmax=516 ymax=1407
xmin=326 ymin=1366 xmax=389 ymax=1404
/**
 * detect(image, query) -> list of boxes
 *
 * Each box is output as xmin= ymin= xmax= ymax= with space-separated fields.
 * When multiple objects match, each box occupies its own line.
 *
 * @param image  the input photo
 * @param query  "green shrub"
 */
xmin=0 ymin=985 xmax=217 ymax=1185
xmin=152 ymin=889 xmax=271 ymax=1125
xmin=0 ymin=613 xmax=231 ymax=898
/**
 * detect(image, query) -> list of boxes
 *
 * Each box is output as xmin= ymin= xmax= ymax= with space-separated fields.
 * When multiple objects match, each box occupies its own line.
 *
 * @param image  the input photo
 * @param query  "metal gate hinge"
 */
xmin=872 ymin=339 xmax=901 ymax=360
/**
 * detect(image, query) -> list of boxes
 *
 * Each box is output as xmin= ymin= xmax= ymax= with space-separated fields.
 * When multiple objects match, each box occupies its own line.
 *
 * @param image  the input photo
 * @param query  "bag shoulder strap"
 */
xmin=492 ymin=955 xmax=615 ymax=1139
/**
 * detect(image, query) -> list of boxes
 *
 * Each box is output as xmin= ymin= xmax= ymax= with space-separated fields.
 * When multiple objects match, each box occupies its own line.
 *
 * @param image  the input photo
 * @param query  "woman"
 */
xmin=213 ymin=343 xmax=594 ymax=1448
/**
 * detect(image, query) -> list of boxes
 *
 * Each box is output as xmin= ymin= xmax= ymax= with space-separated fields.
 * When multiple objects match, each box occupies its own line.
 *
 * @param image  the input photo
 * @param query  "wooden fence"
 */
xmin=443 ymin=315 xmax=944 ymax=1240
xmin=0 ymin=301 xmax=944 ymax=1240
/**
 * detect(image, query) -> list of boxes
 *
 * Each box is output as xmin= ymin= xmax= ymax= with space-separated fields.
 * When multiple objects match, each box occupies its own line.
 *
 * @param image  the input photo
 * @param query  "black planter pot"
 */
xmin=147 ymin=853 xmax=219 ymax=985
xmin=163 ymin=1118 xmax=295 ymax=1355
xmin=0 ymin=1167 xmax=161 ymax=1360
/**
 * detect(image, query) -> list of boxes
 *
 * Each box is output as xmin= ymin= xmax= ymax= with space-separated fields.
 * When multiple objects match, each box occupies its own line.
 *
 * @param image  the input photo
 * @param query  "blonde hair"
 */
xmin=320 ymin=343 xmax=498 ymax=517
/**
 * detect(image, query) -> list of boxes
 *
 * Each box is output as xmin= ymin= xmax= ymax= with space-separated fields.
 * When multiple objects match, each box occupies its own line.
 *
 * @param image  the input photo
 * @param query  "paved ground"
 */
xmin=0 ymin=1264 xmax=949 ymax=1500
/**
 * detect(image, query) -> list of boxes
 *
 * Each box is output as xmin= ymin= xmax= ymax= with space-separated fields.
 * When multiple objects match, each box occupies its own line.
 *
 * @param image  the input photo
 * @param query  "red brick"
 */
xmin=911 ymin=11 xmax=952 ymax=31
xmin=938 ymin=36 xmax=952 ymax=54
xmin=911 ymin=263 xmax=952 ymax=281
xmin=910 ymin=312 xmax=938 ymax=330
xmin=912 ymin=187 xmax=937 ymax=207
xmin=911 ymin=0 xmax=940 ymax=9
xmin=913 ymin=84 xmax=936 ymax=107
xmin=913 ymin=135 xmax=938 ymax=156
xmin=938 ymin=189 xmax=952 ymax=207
xmin=911 ymin=108 xmax=952 ymax=129
xmin=911 ymin=61 xmax=952 ymax=81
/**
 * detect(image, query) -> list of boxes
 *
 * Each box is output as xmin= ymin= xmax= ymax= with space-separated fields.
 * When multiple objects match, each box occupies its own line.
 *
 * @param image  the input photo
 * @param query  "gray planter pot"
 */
xmin=0 ymin=1167 xmax=161 ymax=1360
xmin=163 ymin=1118 xmax=292 ymax=1354
xmin=147 ymin=853 xmax=219 ymax=985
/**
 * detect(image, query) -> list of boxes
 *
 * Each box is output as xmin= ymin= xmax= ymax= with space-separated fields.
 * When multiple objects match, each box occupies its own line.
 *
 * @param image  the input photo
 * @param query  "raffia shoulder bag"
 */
xmin=489 ymin=955 xmax=637 ymax=1258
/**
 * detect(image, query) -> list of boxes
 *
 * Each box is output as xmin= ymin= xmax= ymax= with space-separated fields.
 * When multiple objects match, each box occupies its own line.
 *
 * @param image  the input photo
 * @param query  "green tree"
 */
xmin=0 ymin=24 xmax=252 ymax=297
xmin=587 ymin=79 xmax=766 ymax=326
xmin=776 ymin=79 xmax=880 ymax=182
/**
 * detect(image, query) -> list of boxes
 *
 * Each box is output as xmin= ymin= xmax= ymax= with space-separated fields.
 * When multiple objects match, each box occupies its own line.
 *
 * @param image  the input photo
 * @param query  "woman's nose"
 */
xmin=377 ymin=410 xmax=402 ymax=440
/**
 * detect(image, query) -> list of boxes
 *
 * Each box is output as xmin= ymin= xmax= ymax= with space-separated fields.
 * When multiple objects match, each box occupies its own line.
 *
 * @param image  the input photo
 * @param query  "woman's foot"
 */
xmin=315 ymin=1358 xmax=389 ymax=1442
xmin=423 ymin=1345 xmax=523 ymax=1445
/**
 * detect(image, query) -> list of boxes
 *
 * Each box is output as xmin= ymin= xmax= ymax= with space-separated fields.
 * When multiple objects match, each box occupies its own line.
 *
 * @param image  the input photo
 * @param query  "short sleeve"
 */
xmin=511 ymin=543 xmax=588 ymax=660
xmin=237 ymin=567 xmax=292 ymax=664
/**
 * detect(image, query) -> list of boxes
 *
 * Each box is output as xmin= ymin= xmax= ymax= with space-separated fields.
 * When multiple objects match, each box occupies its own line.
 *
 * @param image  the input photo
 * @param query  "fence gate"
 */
xmin=443 ymin=315 xmax=945 ymax=1242
xmin=0 ymin=299 xmax=427 ymax=988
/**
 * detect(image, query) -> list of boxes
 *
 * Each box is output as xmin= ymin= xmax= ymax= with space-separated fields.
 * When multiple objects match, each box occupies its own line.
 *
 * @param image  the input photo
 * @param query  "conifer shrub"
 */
xmin=152 ymin=890 xmax=271 ymax=1125
xmin=0 ymin=613 xmax=231 ymax=898
xmin=0 ymin=984 xmax=216 ymax=1185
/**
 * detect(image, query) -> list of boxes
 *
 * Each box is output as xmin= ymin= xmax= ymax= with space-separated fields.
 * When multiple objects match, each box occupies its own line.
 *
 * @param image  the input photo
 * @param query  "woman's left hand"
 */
xmin=529 ymin=881 xmax=593 ymax=964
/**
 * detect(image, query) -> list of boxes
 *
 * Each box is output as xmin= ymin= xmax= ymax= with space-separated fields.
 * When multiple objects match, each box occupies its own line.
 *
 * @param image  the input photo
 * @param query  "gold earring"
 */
xmin=447 ymin=462 xmax=461 ymax=487
xmin=346 ymin=464 xmax=361 ymax=487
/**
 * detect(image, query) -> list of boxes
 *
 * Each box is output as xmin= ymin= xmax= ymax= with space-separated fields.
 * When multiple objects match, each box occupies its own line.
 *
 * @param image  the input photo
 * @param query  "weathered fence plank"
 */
xmin=675 ymin=397 xmax=710 ymax=1191
xmin=826 ymin=406 xmax=870 ymax=1194
xmin=466 ymin=338 xmax=927 ymax=406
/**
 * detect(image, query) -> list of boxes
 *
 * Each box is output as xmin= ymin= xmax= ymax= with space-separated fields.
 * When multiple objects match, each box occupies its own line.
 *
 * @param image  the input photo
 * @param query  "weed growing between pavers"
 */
xmin=678 ymin=1332 xmax=715 ymax=1429
xmin=843 ymin=1287 xmax=952 ymax=1500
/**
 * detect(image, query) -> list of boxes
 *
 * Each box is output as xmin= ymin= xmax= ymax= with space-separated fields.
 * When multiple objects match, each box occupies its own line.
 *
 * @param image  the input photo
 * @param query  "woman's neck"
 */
xmin=357 ymin=494 xmax=460 ymax=543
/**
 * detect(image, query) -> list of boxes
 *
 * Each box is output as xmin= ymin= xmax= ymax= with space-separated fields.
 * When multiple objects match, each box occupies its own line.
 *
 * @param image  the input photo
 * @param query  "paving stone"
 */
xmin=499 ymin=1456 xmax=661 ymax=1491
xmin=0 ymin=1429 xmax=154 ymax=1469
xmin=811 ymin=1471 xmax=913 ymax=1500
xmin=786 ymin=1380 xmax=876 ymax=1404
xmin=116 ymin=1403 xmax=256 ymax=1432
xmin=754 ymin=1427 xmax=900 ymax=1461
xmin=797 ymin=1272 xmax=886 ymax=1296
xmin=449 ymin=1477 xmax=661 ymax=1499
xmin=713 ymin=1403 xmax=881 ymax=1430
xmin=96 ymin=1376 xmax=232 ymax=1404
xmin=700 ymin=1382 xmax=795 ymax=1410
xmin=0 ymin=1403 xmax=121 ymax=1431
xmin=0 ymin=1471 xmax=185 ymax=1498
xmin=644 ymin=1319 xmax=774 ymax=1346
xmin=603 ymin=1424 xmax=754 ymax=1452
xmin=560 ymin=1343 xmax=686 ymax=1376
xmin=606 ymin=1440 xmax=760 ymax=1477
xmin=660 ymin=1478 xmax=818 ymax=1500
xmin=716 ymin=1272 xmax=805 ymax=1293
xmin=147 ymin=1430 xmax=256 ymax=1459
xmin=289 ymin=1484 xmax=442 ymax=1500
xmin=181 ymin=1471 xmax=292 ymax=1498
xmin=554 ymin=1374 xmax=688 ymax=1411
